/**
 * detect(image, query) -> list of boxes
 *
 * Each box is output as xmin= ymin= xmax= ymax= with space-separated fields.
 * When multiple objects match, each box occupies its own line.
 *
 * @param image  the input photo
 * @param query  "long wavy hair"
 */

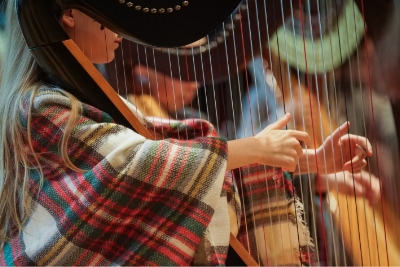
xmin=0 ymin=0 xmax=82 ymax=248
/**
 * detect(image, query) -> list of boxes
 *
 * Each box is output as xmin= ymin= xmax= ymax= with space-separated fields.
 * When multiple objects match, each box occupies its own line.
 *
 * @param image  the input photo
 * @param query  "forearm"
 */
xmin=227 ymin=137 xmax=260 ymax=170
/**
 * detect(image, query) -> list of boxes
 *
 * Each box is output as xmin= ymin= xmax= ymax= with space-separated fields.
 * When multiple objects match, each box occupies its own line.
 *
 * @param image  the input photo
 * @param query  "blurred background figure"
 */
xmin=372 ymin=4 xmax=400 ymax=101
xmin=100 ymin=58 xmax=202 ymax=120
xmin=266 ymin=0 xmax=400 ymax=265
xmin=98 ymin=38 xmax=207 ymax=121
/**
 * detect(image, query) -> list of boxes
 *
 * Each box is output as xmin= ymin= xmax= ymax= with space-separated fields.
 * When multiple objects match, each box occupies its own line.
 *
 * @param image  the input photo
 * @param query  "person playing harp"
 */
xmin=0 ymin=0 xmax=372 ymax=265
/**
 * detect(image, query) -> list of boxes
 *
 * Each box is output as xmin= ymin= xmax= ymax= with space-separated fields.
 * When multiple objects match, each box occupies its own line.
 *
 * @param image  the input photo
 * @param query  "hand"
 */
xmin=317 ymin=170 xmax=381 ymax=207
xmin=255 ymin=113 xmax=311 ymax=172
xmin=316 ymin=122 xmax=372 ymax=174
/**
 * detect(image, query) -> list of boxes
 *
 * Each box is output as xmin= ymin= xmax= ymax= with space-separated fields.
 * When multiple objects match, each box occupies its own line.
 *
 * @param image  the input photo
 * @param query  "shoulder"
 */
xmin=30 ymin=87 xmax=73 ymax=109
xmin=24 ymin=86 xmax=114 ymax=124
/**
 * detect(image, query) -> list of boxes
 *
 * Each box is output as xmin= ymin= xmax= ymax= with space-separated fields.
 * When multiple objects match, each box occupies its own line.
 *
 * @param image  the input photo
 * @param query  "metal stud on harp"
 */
xmin=15 ymin=0 xmax=400 ymax=265
xmin=103 ymin=0 xmax=400 ymax=265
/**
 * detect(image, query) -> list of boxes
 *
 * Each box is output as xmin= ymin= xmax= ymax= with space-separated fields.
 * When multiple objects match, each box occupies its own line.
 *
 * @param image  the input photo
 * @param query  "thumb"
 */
xmin=332 ymin=121 xmax=350 ymax=142
xmin=267 ymin=113 xmax=291 ymax=131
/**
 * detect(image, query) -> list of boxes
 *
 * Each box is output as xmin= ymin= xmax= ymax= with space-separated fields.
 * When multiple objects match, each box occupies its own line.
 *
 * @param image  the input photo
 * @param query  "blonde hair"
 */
xmin=0 ymin=29 xmax=4 ymax=71
xmin=0 ymin=0 xmax=83 ymax=248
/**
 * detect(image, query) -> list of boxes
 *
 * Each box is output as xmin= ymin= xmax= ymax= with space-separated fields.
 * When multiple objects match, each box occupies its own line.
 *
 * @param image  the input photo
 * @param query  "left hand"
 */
xmin=317 ymin=170 xmax=381 ymax=207
xmin=316 ymin=122 xmax=373 ymax=174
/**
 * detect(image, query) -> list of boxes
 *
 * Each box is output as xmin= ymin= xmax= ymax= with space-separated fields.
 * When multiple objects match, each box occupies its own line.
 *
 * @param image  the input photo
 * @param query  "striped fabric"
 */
xmin=2 ymin=88 xmax=230 ymax=266
xmin=1 ymin=88 xmax=314 ymax=266
xmin=235 ymin=165 xmax=315 ymax=266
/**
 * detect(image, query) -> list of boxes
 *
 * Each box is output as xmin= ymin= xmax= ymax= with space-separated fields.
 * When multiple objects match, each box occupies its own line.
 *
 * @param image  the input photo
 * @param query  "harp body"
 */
xmin=15 ymin=0 xmax=400 ymax=265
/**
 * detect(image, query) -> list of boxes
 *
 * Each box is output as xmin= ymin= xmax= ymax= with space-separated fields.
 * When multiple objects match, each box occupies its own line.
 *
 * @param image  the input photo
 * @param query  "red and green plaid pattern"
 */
xmin=1 ymin=88 xmax=314 ymax=266
xmin=2 ymin=89 xmax=229 ymax=266
xmin=235 ymin=165 xmax=316 ymax=266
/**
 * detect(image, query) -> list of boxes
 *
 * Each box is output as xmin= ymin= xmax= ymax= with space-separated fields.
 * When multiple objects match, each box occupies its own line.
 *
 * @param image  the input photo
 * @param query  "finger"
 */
xmin=353 ymin=145 xmax=368 ymax=161
xmin=355 ymin=144 xmax=370 ymax=159
xmin=346 ymin=171 xmax=381 ymax=206
xmin=351 ymin=171 xmax=369 ymax=184
xmin=354 ymin=136 xmax=373 ymax=156
xmin=290 ymin=131 xmax=311 ymax=146
xmin=294 ymin=142 xmax=304 ymax=156
xmin=282 ymin=165 xmax=297 ymax=172
xmin=348 ymin=174 xmax=377 ymax=204
xmin=370 ymin=182 xmax=382 ymax=206
xmin=344 ymin=159 xmax=367 ymax=172
xmin=351 ymin=180 xmax=366 ymax=198
xmin=342 ymin=146 xmax=367 ymax=170
xmin=287 ymin=164 xmax=297 ymax=172
xmin=331 ymin=121 xmax=350 ymax=142
xmin=340 ymin=135 xmax=373 ymax=156
xmin=349 ymin=168 xmax=362 ymax=174
xmin=345 ymin=164 xmax=363 ymax=173
xmin=342 ymin=148 xmax=369 ymax=173
xmin=266 ymin=113 xmax=291 ymax=131
xmin=344 ymin=160 xmax=366 ymax=171
xmin=283 ymin=156 xmax=297 ymax=172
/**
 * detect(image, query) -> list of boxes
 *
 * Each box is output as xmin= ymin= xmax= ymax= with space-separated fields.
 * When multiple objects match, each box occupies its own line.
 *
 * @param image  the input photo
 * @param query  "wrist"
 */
xmin=227 ymin=137 xmax=262 ymax=170
xmin=298 ymin=149 xmax=318 ymax=174
xmin=251 ymin=136 xmax=263 ymax=164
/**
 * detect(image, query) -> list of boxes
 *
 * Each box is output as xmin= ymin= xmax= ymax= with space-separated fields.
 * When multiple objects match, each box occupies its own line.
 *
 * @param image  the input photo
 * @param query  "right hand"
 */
xmin=254 ymin=113 xmax=311 ymax=172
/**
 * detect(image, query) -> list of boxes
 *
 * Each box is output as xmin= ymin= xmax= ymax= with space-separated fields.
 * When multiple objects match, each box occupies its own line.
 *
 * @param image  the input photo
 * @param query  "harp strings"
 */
xmin=288 ymin=0 xmax=321 ymax=263
xmin=266 ymin=3 xmax=298 ymax=265
xmin=316 ymin=0 xmax=359 ymax=263
xmin=296 ymin=5 xmax=324 ymax=255
xmin=249 ymin=0 xmax=284 ymax=263
xmin=182 ymin=47 xmax=195 ymax=121
xmin=95 ymin=0 xmax=398 ymax=265
xmin=341 ymin=1 xmax=375 ymax=264
xmin=225 ymin=11 xmax=255 ymax=259
xmin=316 ymin=1 xmax=345 ymax=263
xmin=261 ymin=3 xmax=296 ymax=264
xmin=359 ymin=0 xmax=390 ymax=263
xmin=277 ymin=0 xmax=312 ymax=264
xmin=279 ymin=3 xmax=315 ymax=263
xmin=304 ymin=0 xmax=336 ymax=262
xmin=323 ymin=2 xmax=348 ymax=262
xmin=298 ymin=1 xmax=360 ymax=265
xmin=129 ymin=0 xmax=294 ymax=266
xmin=238 ymin=1 xmax=262 ymax=261
xmin=274 ymin=1 xmax=304 ymax=265
xmin=239 ymin=1 xmax=277 ymax=263
xmin=338 ymin=1 xmax=387 ymax=264
xmin=271 ymin=0 xmax=387 ymax=265
xmin=167 ymin=48 xmax=179 ymax=124
xmin=150 ymin=47 xmax=164 ymax=137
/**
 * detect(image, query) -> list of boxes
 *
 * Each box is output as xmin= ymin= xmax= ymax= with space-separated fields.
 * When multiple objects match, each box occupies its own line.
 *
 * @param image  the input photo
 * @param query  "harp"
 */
xmin=15 ymin=0 xmax=400 ymax=265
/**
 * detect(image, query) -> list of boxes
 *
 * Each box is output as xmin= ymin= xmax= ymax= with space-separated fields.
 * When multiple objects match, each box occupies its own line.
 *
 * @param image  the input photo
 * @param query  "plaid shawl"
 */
xmin=235 ymin=165 xmax=315 ymax=266
xmin=1 ymin=88 xmax=314 ymax=266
